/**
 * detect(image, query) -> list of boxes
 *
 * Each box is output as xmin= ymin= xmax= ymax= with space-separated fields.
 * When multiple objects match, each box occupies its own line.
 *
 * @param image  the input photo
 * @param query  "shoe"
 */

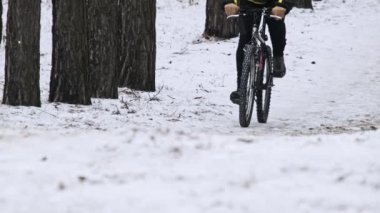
xmin=273 ymin=56 xmax=286 ymax=78
xmin=230 ymin=90 xmax=240 ymax=105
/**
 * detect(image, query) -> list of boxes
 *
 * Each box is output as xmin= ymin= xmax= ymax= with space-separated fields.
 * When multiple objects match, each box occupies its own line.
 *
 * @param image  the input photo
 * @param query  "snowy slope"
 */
xmin=0 ymin=0 xmax=380 ymax=212
xmin=0 ymin=129 xmax=379 ymax=213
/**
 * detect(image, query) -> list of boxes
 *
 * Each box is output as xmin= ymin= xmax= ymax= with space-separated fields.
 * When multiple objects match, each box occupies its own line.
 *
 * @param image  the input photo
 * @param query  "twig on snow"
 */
xmin=148 ymin=85 xmax=165 ymax=102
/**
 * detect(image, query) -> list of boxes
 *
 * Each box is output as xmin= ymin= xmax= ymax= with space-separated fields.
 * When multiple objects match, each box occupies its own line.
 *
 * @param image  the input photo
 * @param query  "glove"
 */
xmin=272 ymin=6 xmax=286 ymax=18
xmin=224 ymin=3 xmax=240 ymax=16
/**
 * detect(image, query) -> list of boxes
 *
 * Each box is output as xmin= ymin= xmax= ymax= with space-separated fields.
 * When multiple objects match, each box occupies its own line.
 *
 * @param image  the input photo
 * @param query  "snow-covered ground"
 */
xmin=0 ymin=0 xmax=379 ymax=212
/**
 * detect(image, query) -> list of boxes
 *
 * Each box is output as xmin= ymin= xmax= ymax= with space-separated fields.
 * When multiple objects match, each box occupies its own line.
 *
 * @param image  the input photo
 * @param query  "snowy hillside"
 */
xmin=0 ymin=0 xmax=380 ymax=212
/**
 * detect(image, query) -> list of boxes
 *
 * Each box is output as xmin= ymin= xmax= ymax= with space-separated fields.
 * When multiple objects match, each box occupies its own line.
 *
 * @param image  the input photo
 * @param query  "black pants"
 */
xmin=235 ymin=13 xmax=287 ymax=88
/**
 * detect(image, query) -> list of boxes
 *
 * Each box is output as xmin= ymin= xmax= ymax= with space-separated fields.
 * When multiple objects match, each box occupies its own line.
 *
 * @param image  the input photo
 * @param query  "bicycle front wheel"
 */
xmin=256 ymin=45 xmax=273 ymax=123
xmin=239 ymin=44 xmax=257 ymax=128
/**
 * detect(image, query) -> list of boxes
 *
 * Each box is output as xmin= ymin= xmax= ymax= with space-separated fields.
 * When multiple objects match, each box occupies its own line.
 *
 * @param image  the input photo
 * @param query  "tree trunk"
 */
xmin=87 ymin=0 xmax=119 ymax=99
xmin=2 ymin=0 xmax=41 ymax=107
xmin=49 ymin=0 xmax=91 ymax=105
xmin=204 ymin=0 xmax=239 ymax=39
xmin=119 ymin=0 xmax=156 ymax=92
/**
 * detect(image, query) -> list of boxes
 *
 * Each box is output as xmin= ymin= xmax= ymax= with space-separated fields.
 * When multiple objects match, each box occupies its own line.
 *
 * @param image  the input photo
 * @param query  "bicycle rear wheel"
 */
xmin=256 ymin=46 xmax=273 ymax=123
xmin=239 ymin=44 xmax=257 ymax=127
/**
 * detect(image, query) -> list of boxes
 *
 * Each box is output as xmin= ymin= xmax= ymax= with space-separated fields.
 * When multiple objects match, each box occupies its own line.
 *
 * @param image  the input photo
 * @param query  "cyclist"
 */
xmin=223 ymin=0 xmax=293 ymax=104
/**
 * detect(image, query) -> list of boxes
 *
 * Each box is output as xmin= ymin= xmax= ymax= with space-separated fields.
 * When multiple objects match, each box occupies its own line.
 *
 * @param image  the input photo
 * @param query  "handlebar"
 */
xmin=226 ymin=14 xmax=239 ymax=19
xmin=226 ymin=7 xmax=283 ymax=21
xmin=269 ymin=15 xmax=283 ymax=20
xmin=227 ymin=14 xmax=283 ymax=20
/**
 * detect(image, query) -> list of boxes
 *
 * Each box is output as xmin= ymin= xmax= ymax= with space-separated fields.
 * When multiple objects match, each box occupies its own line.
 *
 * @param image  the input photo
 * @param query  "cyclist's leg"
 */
xmin=267 ymin=16 xmax=288 ymax=77
xmin=267 ymin=18 xmax=286 ymax=57
xmin=231 ymin=14 xmax=256 ymax=104
xmin=236 ymin=15 xmax=254 ymax=89
xmin=267 ymin=4 xmax=292 ymax=57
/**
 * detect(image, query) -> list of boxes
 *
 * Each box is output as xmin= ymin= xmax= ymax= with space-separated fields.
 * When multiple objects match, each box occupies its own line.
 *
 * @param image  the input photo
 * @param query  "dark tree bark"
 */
xmin=119 ymin=0 xmax=156 ymax=92
xmin=204 ymin=0 xmax=239 ymax=39
xmin=49 ymin=0 xmax=91 ymax=105
xmin=87 ymin=0 xmax=119 ymax=99
xmin=2 ymin=0 xmax=41 ymax=107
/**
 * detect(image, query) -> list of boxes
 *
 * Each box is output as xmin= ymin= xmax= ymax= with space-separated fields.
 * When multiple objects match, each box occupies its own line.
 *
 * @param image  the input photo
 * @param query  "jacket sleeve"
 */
xmin=274 ymin=0 xmax=294 ymax=11
xmin=223 ymin=0 xmax=238 ymax=6
xmin=222 ymin=0 xmax=238 ymax=10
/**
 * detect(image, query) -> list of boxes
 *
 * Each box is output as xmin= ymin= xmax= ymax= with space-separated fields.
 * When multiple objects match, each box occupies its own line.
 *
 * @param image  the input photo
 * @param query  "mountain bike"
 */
xmin=228 ymin=8 xmax=281 ymax=128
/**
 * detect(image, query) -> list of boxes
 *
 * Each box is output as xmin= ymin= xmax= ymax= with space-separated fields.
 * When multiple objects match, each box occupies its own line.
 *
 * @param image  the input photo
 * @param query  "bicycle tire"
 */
xmin=256 ymin=45 xmax=273 ymax=123
xmin=239 ymin=44 xmax=257 ymax=128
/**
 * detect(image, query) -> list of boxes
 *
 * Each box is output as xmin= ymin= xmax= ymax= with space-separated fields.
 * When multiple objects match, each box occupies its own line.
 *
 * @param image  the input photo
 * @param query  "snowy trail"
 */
xmin=0 ymin=0 xmax=379 ymax=136
xmin=153 ymin=0 xmax=380 ymax=136
xmin=0 ymin=0 xmax=380 ymax=212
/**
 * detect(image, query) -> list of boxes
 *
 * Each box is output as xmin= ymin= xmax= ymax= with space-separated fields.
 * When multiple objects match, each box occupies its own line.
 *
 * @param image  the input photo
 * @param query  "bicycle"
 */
xmin=228 ymin=8 xmax=282 ymax=128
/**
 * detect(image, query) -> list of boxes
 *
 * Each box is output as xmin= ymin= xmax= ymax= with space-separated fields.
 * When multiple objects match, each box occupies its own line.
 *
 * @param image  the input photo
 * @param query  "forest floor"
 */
xmin=0 ymin=0 xmax=380 ymax=212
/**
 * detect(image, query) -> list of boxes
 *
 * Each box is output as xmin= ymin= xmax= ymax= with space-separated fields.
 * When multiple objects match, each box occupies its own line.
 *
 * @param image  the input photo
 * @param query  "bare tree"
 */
xmin=87 ymin=0 xmax=119 ymax=99
xmin=3 ymin=0 xmax=41 ymax=107
xmin=49 ymin=0 xmax=91 ymax=105
xmin=204 ymin=0 xmax=239 ymax=39
xmin=119 ymin=0 xmax=156 ymax=92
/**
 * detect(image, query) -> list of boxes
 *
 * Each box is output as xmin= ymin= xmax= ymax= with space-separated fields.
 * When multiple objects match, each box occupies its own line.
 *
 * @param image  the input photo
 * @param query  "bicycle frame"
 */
xmin=227 ymin=8 xmax=281 ymax=126
xmin=243 ymin=8 xmax=272 ymax=91
xmin=228 ymin=8 xmax=281 ymax=72
xmin=249 ymin=8 xmax=268 ymax=47
xmin=227 ymin=8 xmax=282 ymax=49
